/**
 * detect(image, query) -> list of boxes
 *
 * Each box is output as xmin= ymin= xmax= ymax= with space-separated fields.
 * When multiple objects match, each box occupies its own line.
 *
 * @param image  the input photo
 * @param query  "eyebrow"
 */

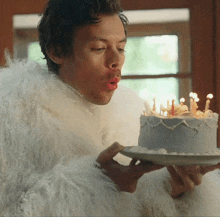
xmin=89 ymin=36 xmax=127 ymax=43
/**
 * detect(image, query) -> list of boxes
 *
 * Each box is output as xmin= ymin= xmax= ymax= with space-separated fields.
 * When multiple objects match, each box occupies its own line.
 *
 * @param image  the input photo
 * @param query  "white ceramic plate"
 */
xmin=120 ymin=146 xmax=220 ymax=166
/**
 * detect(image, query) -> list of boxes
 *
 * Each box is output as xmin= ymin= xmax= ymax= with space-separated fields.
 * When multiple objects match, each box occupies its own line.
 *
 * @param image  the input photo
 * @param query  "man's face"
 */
xmin=59 ymin=14 xmax=126 ymax=105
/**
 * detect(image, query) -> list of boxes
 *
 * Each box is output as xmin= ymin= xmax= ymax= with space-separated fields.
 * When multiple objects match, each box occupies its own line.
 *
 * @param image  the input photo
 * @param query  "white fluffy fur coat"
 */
xmin=0 ymin=60 xmax=220 ymax=216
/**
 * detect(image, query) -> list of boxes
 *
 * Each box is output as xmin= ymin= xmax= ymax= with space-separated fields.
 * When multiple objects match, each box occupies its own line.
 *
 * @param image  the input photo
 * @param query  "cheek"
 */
xmin=72 ymin=50 xmax=106 ymax=82
xmin=83 ymin=59 xmax=105 ymax=77
xmin=77 ymin=55 xmax=102 ymax=72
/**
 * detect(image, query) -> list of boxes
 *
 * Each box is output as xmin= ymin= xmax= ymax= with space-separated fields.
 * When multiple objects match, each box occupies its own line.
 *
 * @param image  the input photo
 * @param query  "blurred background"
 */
xmin=12 ymin=8 xmax=190 ymax=110
xmin=0 ymin=0 xmax=220 ymax=143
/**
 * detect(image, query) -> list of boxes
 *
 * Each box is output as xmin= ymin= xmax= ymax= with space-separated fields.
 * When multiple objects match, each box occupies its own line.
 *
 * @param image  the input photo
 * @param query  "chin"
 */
xmin=90 ymin=97 xmax=112 ymax=105
xmin=87 ymin=91 xmax=114 ymax=105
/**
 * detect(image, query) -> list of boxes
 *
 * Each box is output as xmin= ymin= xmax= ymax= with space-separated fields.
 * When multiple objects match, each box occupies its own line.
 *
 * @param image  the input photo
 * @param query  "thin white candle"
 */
xmin=189 ymin=92 xmax=194 ymax=112
xmin=167 ymin=100 xmax=169 ymax=110
xmin=194 ymin=98 xmax=199 ymax=113
xmin=171 ymin=99 xmax=175 ymax=116
xmin=153 ymin=96 xmax=156 ymax=111
xmin=193 ymin=93 xmax=198 ymax=99
xmin=180 ymin=98 xmax=185 ymax=106
xmin=205 ymin=94 xmax=213 ymax=111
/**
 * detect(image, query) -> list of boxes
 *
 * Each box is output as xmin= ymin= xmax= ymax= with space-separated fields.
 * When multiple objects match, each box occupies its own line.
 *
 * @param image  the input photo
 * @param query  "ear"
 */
xmin=47 ymin=47 xmax=65 ymax=64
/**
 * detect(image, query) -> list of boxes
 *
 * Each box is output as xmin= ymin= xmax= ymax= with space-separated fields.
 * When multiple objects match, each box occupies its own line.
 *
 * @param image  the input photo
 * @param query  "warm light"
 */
xmin=189 ymin=92 xmax=194 ymax=98
xmin=195 ymin=98 xmax=199 ymax=102
xmin=207 ymin=94 xmax=213 ymax=99
xmin=180 ymin=98 xmax=185 ymax=103
xmin=205 ymin=94 xmax=213 ymax=111
xmin=192 ymin=93 xmax=198 ymax=99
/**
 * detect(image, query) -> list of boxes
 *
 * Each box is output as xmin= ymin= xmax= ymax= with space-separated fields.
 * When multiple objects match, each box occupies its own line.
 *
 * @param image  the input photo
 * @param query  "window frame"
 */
xmin=123 ymin=21 xmax=192 ymax=103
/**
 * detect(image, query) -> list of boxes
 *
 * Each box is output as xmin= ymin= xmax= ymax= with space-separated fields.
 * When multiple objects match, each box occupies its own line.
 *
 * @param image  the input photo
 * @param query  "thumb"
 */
xmin=96 ymin=142 xmax=124 ymax=164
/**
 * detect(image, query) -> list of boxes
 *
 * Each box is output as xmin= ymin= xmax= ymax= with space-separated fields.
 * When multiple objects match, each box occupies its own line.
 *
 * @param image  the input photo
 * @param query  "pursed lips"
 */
xmin=107 ymin=77 xmax=120 ymax=90
xmin=97 ymin=70 xmax=121 ymax=91
xmin=109 ymin=77 xmax=120 ymax=84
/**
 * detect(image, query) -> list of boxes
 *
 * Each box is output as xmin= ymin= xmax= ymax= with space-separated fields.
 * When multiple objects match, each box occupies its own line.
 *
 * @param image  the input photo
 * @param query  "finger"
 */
xmin=127 ymin=163 xmax=164 ymax=184
xmin=180 ymin=175 xmax=194 ymax=191
xmin=189 ymin=173 xmax=203 ymax=185
xmin=184 ymin=165 xmax=200 ymax=174
xmin=134 ymin=161 xmax=164 ymax=173
xmin=175 ymin=166 xmax=195 ymax=191
xmin=200 ymin=163 xmax=220 ymax=175
xmin=174 ymin=166 xmax=203 ymax=186
xmin=167 ymin=166 xmax=181 ymax=182
xmin=96 ymin=142 xmax=124 ymax=164
xmin=129 ymin=159 xmax=138 ymax=166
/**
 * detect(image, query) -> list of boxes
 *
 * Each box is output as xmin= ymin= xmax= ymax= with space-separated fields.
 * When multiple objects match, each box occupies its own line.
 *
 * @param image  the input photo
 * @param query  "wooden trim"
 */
xmin=215 ymin=0 xmax=220 ymax=147
xmin=216 ymin=1 xmax=220 ymax=110
xmin=190 ymin=0 xmax=215 ymax=110
xmin=122 ymin=73 xmax=191 ymax=79
xmin=0 ymin=1 xmax=14 ymax=66
xmin=14 ymin=29 xmax=39 ymax=43
xmin=127 ymin=22 xmax=189 ymax=36
xmin=0 ymin=0 xmax=46 ymax=66
xmin=13 ymin=0 xmax=47 ymax=14
xmin=120 ymin=0 xmax=190 ymax=10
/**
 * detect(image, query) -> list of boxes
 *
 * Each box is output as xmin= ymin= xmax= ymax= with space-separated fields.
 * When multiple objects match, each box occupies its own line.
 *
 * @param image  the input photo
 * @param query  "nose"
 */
xmin=106 ymin=49 xmax=125 ymax=70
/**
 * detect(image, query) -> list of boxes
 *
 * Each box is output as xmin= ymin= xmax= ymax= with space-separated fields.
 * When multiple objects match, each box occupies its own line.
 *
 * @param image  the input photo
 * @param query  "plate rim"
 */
xmin=120 ymin=146 xmax=220 ymax=166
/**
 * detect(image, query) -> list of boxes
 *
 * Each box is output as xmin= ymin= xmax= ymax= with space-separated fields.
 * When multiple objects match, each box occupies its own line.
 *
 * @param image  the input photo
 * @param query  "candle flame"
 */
xmin=180 ymin=98 xmax=185 ymax=103
xmin=189 ymin=92 xmax=194 ymax=98
xmin=189 ymin=92 xmax=198 ymax=99
xmin=207 ymin=93 xmax=213 ymax=99
xmin=192 ymin=93 xmax=198 ymax=99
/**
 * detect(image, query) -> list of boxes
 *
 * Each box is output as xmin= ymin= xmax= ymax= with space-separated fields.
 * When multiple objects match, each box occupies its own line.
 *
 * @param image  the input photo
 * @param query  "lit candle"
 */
xmin=193 ymin=93 xmax=198 ymax=100
xmin=194 ymin=97 xmax=199 ymax=114
xmin=180 ymin=98 xmax=185 ymax=106
xmin=167 ymin=100 xmax=170 ymax=110
xmin=153 ymin=96 xmax=156 ymax=111
xmin=189 ymin=92 xmax=194 ymax=112
xmin=171 ymin=99 xmax=175 ymax=116
xmin=205 ymin=93 xmax=213 ymax=111
xmin=160 ymin=104 xmax=163 ymax=115
xmin=191 ymin=93 xmax=198 ymax=114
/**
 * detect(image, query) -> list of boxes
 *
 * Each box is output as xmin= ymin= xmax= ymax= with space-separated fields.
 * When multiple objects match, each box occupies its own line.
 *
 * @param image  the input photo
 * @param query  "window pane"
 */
xmin=28 ymin=42 xmax=46 ymax=65
xmin=120 ymin=78 xmax=179 ymax=112
xmin=123 ymin=35 xmax=178 ymax=75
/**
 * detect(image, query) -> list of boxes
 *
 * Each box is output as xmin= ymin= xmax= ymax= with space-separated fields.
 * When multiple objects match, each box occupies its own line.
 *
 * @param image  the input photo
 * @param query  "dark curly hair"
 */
xmin=38 ymin=0 xmax=128 ymax=74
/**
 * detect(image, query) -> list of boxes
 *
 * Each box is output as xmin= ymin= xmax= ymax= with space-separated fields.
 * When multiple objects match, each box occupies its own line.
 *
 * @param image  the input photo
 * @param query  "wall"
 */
xmin=0 ymin=0 xmax=47 ymax=65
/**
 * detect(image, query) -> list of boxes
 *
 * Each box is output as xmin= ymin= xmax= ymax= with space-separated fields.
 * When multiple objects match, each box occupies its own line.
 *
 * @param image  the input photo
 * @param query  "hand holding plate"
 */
xmin=96 ymin=142 xmax=164 ymax=193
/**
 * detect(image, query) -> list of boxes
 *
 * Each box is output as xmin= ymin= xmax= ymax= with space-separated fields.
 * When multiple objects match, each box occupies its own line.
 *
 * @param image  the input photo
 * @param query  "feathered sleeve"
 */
xmin=20 ymin=156 xmax=141 ymax=217
xmin=0 ymin=60 xmax=141 ymax=216
xmin=135 ymin=167 xmax=220 ymax=217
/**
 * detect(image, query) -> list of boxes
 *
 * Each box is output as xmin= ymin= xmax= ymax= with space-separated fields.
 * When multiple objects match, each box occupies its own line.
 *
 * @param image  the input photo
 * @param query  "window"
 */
xmin=121 ymin=35 xmax=178 ymax=108
xmin=121 ymin=9 xmax=191 ymax=110
xmin=28 ymin=42 xmax=46 ymax=65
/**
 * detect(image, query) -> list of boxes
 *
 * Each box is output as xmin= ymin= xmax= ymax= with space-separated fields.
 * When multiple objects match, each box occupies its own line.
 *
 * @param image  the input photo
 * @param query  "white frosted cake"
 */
xmin=137 ymin=93 xmax=219 ymax=155
xmin=138 ymin=113 xmax=219 ymax=154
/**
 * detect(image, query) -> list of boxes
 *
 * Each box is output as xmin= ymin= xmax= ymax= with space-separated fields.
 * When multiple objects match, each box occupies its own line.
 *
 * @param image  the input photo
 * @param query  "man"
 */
xmin=38 ymin=0 xmax=163 ymax=193
xmin=0 ymin=0 xmax=220 ymax=216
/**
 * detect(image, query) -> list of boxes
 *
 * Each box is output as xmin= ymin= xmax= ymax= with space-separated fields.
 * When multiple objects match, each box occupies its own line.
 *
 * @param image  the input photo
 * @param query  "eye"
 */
xmin=118 ymin=48 xmax=125 ymax=53
xmin=91 ymin=48 xmax=106 ymax=52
